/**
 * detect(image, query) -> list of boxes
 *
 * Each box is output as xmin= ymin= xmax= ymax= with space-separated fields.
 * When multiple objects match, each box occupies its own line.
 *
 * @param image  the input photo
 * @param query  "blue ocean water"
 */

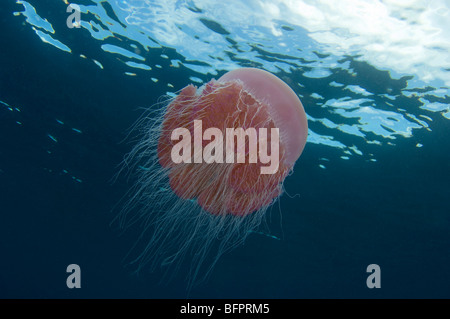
xmin=0 ymin=0 xmax=449 ymax=298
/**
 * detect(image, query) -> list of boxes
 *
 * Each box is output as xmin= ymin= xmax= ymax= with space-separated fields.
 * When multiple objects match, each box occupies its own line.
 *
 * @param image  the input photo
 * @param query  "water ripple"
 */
xmin=13 ymin=0 xmax=450 ymax=165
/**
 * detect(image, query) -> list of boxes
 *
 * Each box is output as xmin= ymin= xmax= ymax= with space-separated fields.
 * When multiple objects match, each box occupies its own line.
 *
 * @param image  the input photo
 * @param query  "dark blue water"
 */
xmin=1 ymin=0 xmax=449 ymax=298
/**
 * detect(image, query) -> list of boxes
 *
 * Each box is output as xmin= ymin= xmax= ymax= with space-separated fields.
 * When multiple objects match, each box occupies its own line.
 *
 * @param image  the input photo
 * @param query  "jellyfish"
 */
xmin=118 ymin=68 xmax=308 ymax=288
